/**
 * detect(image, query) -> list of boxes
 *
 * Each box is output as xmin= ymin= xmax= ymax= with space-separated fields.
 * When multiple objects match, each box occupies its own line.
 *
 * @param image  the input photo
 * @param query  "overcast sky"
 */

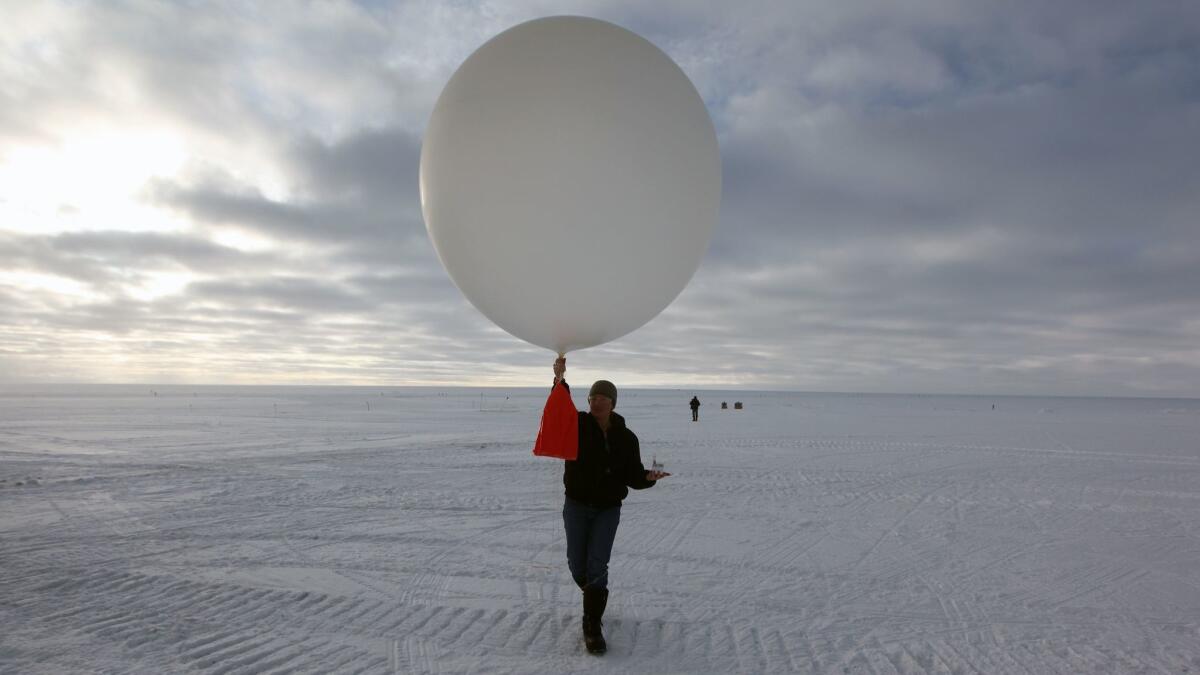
xmin=2 ymin=1 xmax=1199 ymax=396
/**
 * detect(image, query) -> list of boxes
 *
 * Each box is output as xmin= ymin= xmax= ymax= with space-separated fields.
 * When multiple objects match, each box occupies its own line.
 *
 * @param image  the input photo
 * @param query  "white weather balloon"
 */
xmin=420 ymin=16 xmax=720 ymax=354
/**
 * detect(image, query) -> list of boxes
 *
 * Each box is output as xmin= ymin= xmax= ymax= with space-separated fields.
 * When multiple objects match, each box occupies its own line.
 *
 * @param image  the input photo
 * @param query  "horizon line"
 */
xmin=2 ymin=381 xmax=1198 ymax=402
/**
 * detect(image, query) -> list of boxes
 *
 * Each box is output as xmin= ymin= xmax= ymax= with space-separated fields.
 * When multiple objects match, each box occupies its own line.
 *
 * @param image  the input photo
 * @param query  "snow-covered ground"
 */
xmin=2 ymin=384 xmax=1199 ymax=674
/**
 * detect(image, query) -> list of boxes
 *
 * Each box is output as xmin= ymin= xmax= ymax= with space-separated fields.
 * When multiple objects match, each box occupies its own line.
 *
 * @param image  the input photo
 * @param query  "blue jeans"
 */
xmin=563 ymin=497 xmax=621 ymax=591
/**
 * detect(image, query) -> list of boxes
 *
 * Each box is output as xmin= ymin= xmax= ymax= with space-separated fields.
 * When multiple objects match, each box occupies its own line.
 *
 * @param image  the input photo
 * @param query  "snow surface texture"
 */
xmin=2 ymin=385 xmax=1199 ymax=674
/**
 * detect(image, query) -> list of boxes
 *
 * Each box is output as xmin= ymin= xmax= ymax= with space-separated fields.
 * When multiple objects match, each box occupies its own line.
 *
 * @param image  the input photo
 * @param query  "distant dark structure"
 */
xmin=721 ymin=402 xmax=728 ymax=409
xmin=734 ymin=402 xmax=743 ymax=410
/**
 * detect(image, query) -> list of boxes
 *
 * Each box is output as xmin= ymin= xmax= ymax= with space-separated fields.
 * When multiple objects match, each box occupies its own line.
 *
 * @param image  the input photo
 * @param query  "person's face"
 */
xmin=588 ymin=394 xmax=614 ymax=418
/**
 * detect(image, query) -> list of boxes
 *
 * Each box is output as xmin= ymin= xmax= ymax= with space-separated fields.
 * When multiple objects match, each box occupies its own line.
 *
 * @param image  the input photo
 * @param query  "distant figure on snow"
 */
xmin=551 ymin=356 xmax=670 ymax=655
xmin=690 ymin=395 xmax=701 ymax=422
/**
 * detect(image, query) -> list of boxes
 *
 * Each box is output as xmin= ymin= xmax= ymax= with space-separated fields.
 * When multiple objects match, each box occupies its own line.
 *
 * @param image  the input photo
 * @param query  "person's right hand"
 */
xmin=553 ymin=356 xmax=566 ymax=381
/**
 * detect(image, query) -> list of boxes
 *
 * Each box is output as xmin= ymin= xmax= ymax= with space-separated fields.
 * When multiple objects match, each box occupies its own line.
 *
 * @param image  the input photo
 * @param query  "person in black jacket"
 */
xmin=552 ymin=356 xmax=669 ymax=654
xmin=690 ymin=395 xmax=700 ymax=421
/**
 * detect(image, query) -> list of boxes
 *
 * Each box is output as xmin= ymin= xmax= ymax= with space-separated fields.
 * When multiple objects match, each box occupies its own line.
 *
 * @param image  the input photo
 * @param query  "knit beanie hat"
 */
xmin=589 ymin=380 xmax=618 ymax=405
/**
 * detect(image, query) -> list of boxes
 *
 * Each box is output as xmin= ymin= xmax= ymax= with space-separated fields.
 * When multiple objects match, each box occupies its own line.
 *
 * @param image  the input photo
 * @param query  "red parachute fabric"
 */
xmin=533 ymin=381 xmax=578 ymax=460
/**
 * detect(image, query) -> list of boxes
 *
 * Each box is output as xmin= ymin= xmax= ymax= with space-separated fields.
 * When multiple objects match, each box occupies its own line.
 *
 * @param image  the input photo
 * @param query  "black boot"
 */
xmin=582 ymin=587 xmax=608 ymax=654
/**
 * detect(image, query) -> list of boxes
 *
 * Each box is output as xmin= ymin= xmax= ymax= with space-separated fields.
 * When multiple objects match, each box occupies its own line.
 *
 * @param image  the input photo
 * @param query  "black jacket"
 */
xmin=559 ymin=381 xmax=656 ymax=507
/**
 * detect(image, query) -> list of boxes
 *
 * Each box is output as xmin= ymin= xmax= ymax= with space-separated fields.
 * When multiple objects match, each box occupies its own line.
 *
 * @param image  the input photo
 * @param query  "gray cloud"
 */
xmin=185 ymin=277 xmax=373 ymax=314
xmin=0 ymin=230 xmax=292 ymax=305
xmin=288 ymin=128 xmax=422 ymax=205
xmin=144 ymin=126 xmax=428 ymax=266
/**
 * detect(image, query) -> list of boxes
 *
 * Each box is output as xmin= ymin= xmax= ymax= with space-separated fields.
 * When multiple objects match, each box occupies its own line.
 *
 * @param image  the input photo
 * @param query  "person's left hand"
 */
xmin=646 ymin=470 xmax=671 ymax=481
